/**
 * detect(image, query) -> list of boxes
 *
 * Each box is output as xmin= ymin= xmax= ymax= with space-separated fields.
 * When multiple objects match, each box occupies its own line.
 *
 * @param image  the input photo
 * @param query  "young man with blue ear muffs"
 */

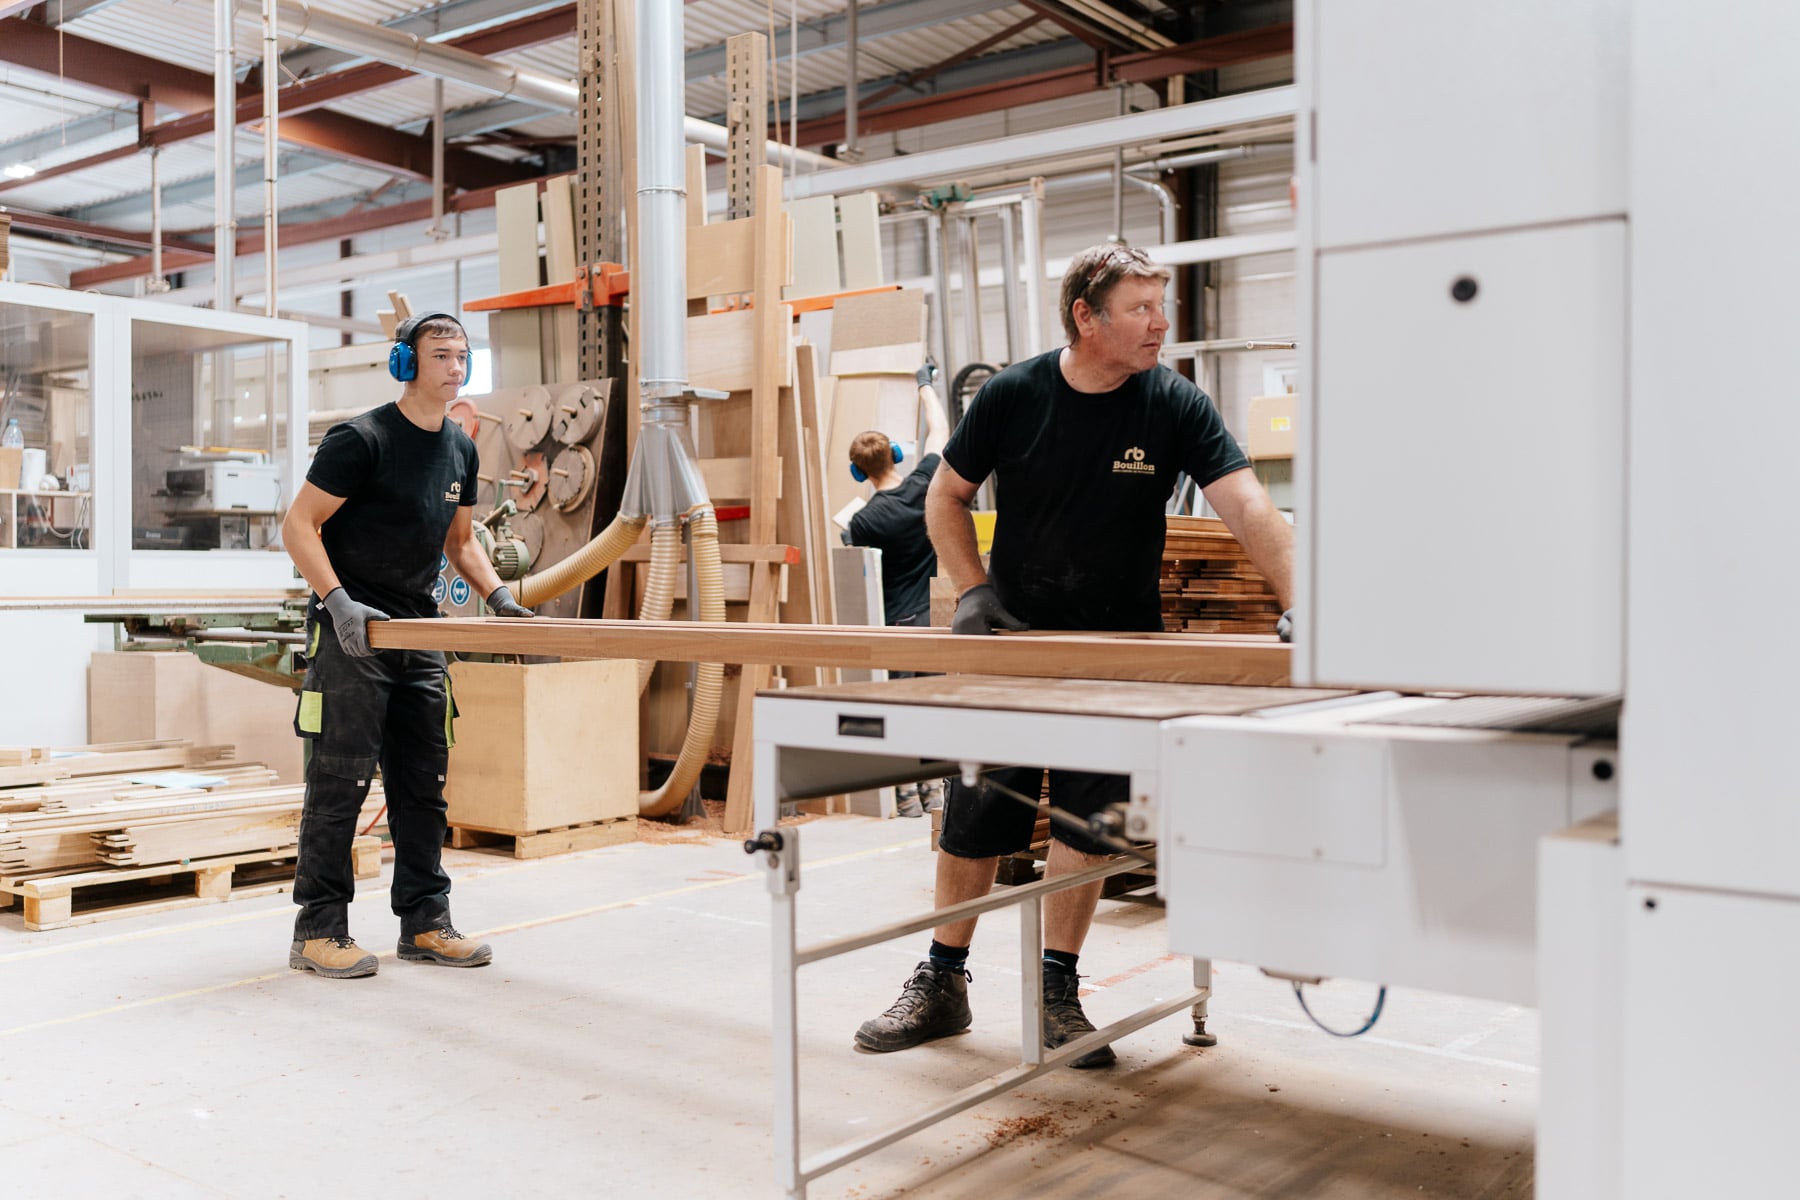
xmin=280 ymin=310 xmax=532 ymax=979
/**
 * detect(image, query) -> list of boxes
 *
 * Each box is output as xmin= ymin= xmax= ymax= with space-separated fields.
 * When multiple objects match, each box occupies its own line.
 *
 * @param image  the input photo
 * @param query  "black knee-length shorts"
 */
xmin=937 ymin=766 xmax=1127 ymax=859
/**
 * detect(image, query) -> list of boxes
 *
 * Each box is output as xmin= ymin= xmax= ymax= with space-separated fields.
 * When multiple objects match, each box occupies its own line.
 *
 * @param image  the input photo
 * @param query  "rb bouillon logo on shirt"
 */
xmin=444 ymin=480 xmax=462 ymax=503
xmin=1112 ymin=446 xmax=1155 ymax=475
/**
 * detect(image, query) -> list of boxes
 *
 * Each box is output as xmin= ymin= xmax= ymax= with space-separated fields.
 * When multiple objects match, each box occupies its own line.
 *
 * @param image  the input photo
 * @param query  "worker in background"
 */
xmin=281 ymin=312 xmax=535 ymax=979
xmin=844 ymin=360 xmax=953 ymax=818
xmin=855 ymin=245 xmax=1295 ymax=1066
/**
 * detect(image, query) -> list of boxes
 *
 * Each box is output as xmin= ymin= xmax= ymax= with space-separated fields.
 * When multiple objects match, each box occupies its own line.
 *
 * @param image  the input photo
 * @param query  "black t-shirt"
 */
xmin=306 ymin=403 xmax=480 ymax=619
xmin=943 ymin=350 xmax=1247 ymax=632
xmin=848 ymin=452 xmax=940 ymax=624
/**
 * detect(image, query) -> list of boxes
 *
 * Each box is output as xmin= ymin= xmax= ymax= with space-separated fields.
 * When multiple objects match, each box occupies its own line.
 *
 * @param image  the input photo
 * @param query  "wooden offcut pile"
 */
xmin=1161 ymin=515 xmax=1285 ymax=634
xmin=0 ymin=739 xmax=381 ymax=879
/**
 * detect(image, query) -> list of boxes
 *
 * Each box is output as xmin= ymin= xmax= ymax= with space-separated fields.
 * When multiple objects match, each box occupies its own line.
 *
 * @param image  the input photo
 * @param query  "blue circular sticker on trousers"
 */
xmin=449 ymin=576 xmax=471 ymax=606
xmin=431 ymin=575 xmax=448 ymax=603
xmin=439 ymin=552 xmax=449 ymax=573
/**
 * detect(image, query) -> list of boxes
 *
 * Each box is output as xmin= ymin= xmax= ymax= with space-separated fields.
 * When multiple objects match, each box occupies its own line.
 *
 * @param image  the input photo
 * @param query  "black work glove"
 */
xmin=321 ymin=586 xmax=388 ymax=658
xmin=1276 ymin=608 xmax=1294 ymax=643
xmin=487 ymin=585 xmax=535 ymax=618
xmin=951 ymin=583 xmax=1029 ymax=636
xmin=915 ymin=358 xmax=938 ymax=389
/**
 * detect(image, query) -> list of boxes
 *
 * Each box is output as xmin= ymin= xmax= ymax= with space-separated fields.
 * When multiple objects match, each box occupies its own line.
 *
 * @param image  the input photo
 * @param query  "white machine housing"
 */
xmin=1162 ymin=695 xmax=1617 ymax=1007
xmin=1158 ymin=3 xmax=1800 ymax=1197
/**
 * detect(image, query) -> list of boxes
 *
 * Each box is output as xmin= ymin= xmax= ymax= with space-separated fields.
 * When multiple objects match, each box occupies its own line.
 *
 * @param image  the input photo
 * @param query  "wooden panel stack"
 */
xmin=0 ymin=739 xmax=383 ymax=929
xmin=1161 ymin=515 xmax=1284 ymax=634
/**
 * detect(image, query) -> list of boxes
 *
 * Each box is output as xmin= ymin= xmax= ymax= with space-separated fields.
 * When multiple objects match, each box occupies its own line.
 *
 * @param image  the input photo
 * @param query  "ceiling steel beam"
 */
xmin=1 ymin=207 xmax=212 ymax=253
xmin=66 ymin=173 xmax=533 ymax=289
xmin=0 ymin=16 xmax=215 ymax=113
xmin=65 ymin=152 xmax=341 ymax=225
xmin=784 ymin=83 xmax=1296 ymax=198
xmin=0 ymin=14 xmax=533 ymax=193
xmin=792 ymin=24 xmax=1292 ymax=147
xmin=277 ymin=0 xmax=571 ymax=82
xmin=857 ymin=13 xmax=1046 ymax=110
xmin=0 ymin=107 xmax=137 ymax=166
xmin=684 ymin=0 xmax=1013 ymax=82
xmin=1014 ymin=0 xmax=1131 ymax=52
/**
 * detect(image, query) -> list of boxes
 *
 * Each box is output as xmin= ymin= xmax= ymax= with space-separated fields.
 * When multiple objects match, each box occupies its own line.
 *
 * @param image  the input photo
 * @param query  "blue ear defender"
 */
xmin=849 ymin=440 xmax=904 ymax=483
xmin=388 ymin=312 xmax=462 ymax=381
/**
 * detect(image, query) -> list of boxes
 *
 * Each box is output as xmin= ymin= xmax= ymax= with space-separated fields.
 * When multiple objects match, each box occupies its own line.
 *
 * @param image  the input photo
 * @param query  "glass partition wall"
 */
xmin=130 ymin=321 xmax=292 ymax=552
xmin=0 ymin=282 xmax=306 ymax=591
xmin=0 ymin=301 xmax=94 ymax=550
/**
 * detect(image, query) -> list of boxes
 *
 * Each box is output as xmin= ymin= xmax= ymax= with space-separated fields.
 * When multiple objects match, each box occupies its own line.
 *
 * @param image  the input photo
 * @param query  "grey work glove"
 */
xmin=487 ymin=585 xmax=535 ymax=618
xmin=951 ymin=583 xmax=1029 ymax=636
xmin=321 ymin=586 xmax=388 ymax=658
xmin=915 ymin=358 xmax=938 ymax=389
xmin=1276 ymin=608 xmax=1294 ymax=643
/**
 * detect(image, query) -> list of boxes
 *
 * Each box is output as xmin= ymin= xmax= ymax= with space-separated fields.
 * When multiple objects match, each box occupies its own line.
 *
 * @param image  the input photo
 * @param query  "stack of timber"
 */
xmin=1161 ymin=515 xmax=1284 ymax=634
xmin=0 ymin=739 xmax=383 ymax=928
xmin=0 ymin=739 xmax=237 ymax=797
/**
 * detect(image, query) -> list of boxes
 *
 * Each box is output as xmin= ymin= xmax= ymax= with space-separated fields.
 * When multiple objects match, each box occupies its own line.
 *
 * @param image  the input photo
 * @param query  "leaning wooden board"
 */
xmin=371 ymin=618 xmax=1289 ymax=686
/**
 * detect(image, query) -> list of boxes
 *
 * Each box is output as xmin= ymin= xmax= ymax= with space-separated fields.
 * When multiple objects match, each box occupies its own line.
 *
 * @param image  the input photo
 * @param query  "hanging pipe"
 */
xmin=635 ymin=521 xmax=684 ymax=692
xmin=508 ymin=0 xmax=727 ymax=819
xmin=638 ymin=506 xmax=725 ymax=818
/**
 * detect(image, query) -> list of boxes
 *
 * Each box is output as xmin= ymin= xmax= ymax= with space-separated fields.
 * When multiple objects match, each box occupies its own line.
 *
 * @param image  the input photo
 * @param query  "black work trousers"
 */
xmin=292 ymin=612 xmax=454 ymax=941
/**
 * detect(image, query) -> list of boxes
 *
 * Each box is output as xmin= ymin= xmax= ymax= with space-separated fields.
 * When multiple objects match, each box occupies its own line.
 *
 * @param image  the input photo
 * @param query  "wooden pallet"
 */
xmin=447 ymin=816 xmax=637 ymax=860
xmin=0 ymin=836 xmax=382 ymax=932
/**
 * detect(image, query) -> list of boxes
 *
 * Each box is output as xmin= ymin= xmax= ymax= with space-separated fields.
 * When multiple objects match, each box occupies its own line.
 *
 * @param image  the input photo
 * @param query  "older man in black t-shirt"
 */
xmin=280 ymin=312 xmax=531 ymax=980
xmin=854 ymin=245 xmax=1295 ymax=1067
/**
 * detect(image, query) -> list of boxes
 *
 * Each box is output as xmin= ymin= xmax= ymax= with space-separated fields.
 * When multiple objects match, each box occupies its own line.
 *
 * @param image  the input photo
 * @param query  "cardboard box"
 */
xmin=445 ymin=658 xmax=637 ymax=835
xmin=0 ymin=447 xmax=20 ymax=491
xmin=1247 ymin=393 xmax=1296 ymax=460
xmin=88 ymin=650 xmax=304 ymax=783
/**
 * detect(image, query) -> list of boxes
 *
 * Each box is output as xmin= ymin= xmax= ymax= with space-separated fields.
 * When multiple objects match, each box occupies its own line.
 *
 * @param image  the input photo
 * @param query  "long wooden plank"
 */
xmin=371 ymin=618 xmax=1289 ymax=686
xmin=794 ymin=343 xmax=837 ymax=629
xmin=751 ymin=164 xmax=791 ymax=545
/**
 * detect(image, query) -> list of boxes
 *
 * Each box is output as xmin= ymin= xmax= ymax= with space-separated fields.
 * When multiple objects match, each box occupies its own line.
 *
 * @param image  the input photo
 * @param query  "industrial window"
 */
xmin=0 ymin=301 xmax=93 ymax=551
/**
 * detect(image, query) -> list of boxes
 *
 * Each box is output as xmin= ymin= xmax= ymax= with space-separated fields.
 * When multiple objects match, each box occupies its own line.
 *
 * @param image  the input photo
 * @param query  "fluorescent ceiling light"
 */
xmin=2 ymin=164 xmax=37 ymax=180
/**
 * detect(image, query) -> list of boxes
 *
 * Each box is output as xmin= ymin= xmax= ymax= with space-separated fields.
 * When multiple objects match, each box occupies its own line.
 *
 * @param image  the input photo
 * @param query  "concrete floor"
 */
xmin=0 ymin=814 xmax=1535 ymax=1199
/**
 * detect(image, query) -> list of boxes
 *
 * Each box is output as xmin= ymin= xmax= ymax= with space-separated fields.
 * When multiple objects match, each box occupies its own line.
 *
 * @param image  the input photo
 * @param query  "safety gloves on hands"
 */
xmin=321 ymin=587 xmax=389 ymax=658
xmin=487 ymin=585 xmax=535 ymax=618
xmin=915 ymin=358 xmax=938 ymax=389
xmin=1276 ymin=608 xmax=1294 ymax=643
xmin=951 ymin=583 xmax=1029 ymax=636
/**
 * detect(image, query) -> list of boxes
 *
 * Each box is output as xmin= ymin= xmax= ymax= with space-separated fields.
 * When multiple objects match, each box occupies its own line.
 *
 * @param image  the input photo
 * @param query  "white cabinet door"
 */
xmin=1312 ymin=0 xmax=1627 ymax=250
xmin=1308 ymin=219 xmax=1624 ymax=695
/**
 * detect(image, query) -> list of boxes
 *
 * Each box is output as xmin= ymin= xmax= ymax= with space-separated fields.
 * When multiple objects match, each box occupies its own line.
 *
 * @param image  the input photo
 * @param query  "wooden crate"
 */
xmin=444 ymin=658 xmax=637 ymax=837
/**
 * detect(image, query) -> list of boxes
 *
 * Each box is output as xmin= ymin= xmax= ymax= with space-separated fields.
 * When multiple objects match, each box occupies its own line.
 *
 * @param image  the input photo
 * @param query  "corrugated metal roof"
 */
xmin=1 ymin=0 xmax=1276 ymax=270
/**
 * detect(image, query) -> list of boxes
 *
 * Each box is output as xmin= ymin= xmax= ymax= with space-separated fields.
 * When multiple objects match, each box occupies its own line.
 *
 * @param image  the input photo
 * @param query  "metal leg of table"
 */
xmin=1183 ymin=955 xmax=1219 ymax=1048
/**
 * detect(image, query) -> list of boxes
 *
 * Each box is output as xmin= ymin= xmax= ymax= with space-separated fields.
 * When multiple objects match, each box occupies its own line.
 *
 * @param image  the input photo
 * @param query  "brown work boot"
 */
xmin=397 ymin=924 xmax=493 ymax=967
xmin=289 ymin=936 xmax=378 ymax=978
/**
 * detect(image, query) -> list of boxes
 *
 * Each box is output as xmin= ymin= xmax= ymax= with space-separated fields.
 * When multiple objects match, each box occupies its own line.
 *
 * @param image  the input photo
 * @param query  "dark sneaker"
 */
xmin=894 ymin=787 xmax=925 ymax=819
xmin=1044 ymin=970 xmax=1116 ymax=1068
xmin=290 ymin=936 xmax=378 ymax=978
xmin=922 ymin=779 xmax=946 ymax=813
xmin=854 ymin=960 xmax=972 ymax=1052
xmin=397 ymin=925 xmax=493 ymax=967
